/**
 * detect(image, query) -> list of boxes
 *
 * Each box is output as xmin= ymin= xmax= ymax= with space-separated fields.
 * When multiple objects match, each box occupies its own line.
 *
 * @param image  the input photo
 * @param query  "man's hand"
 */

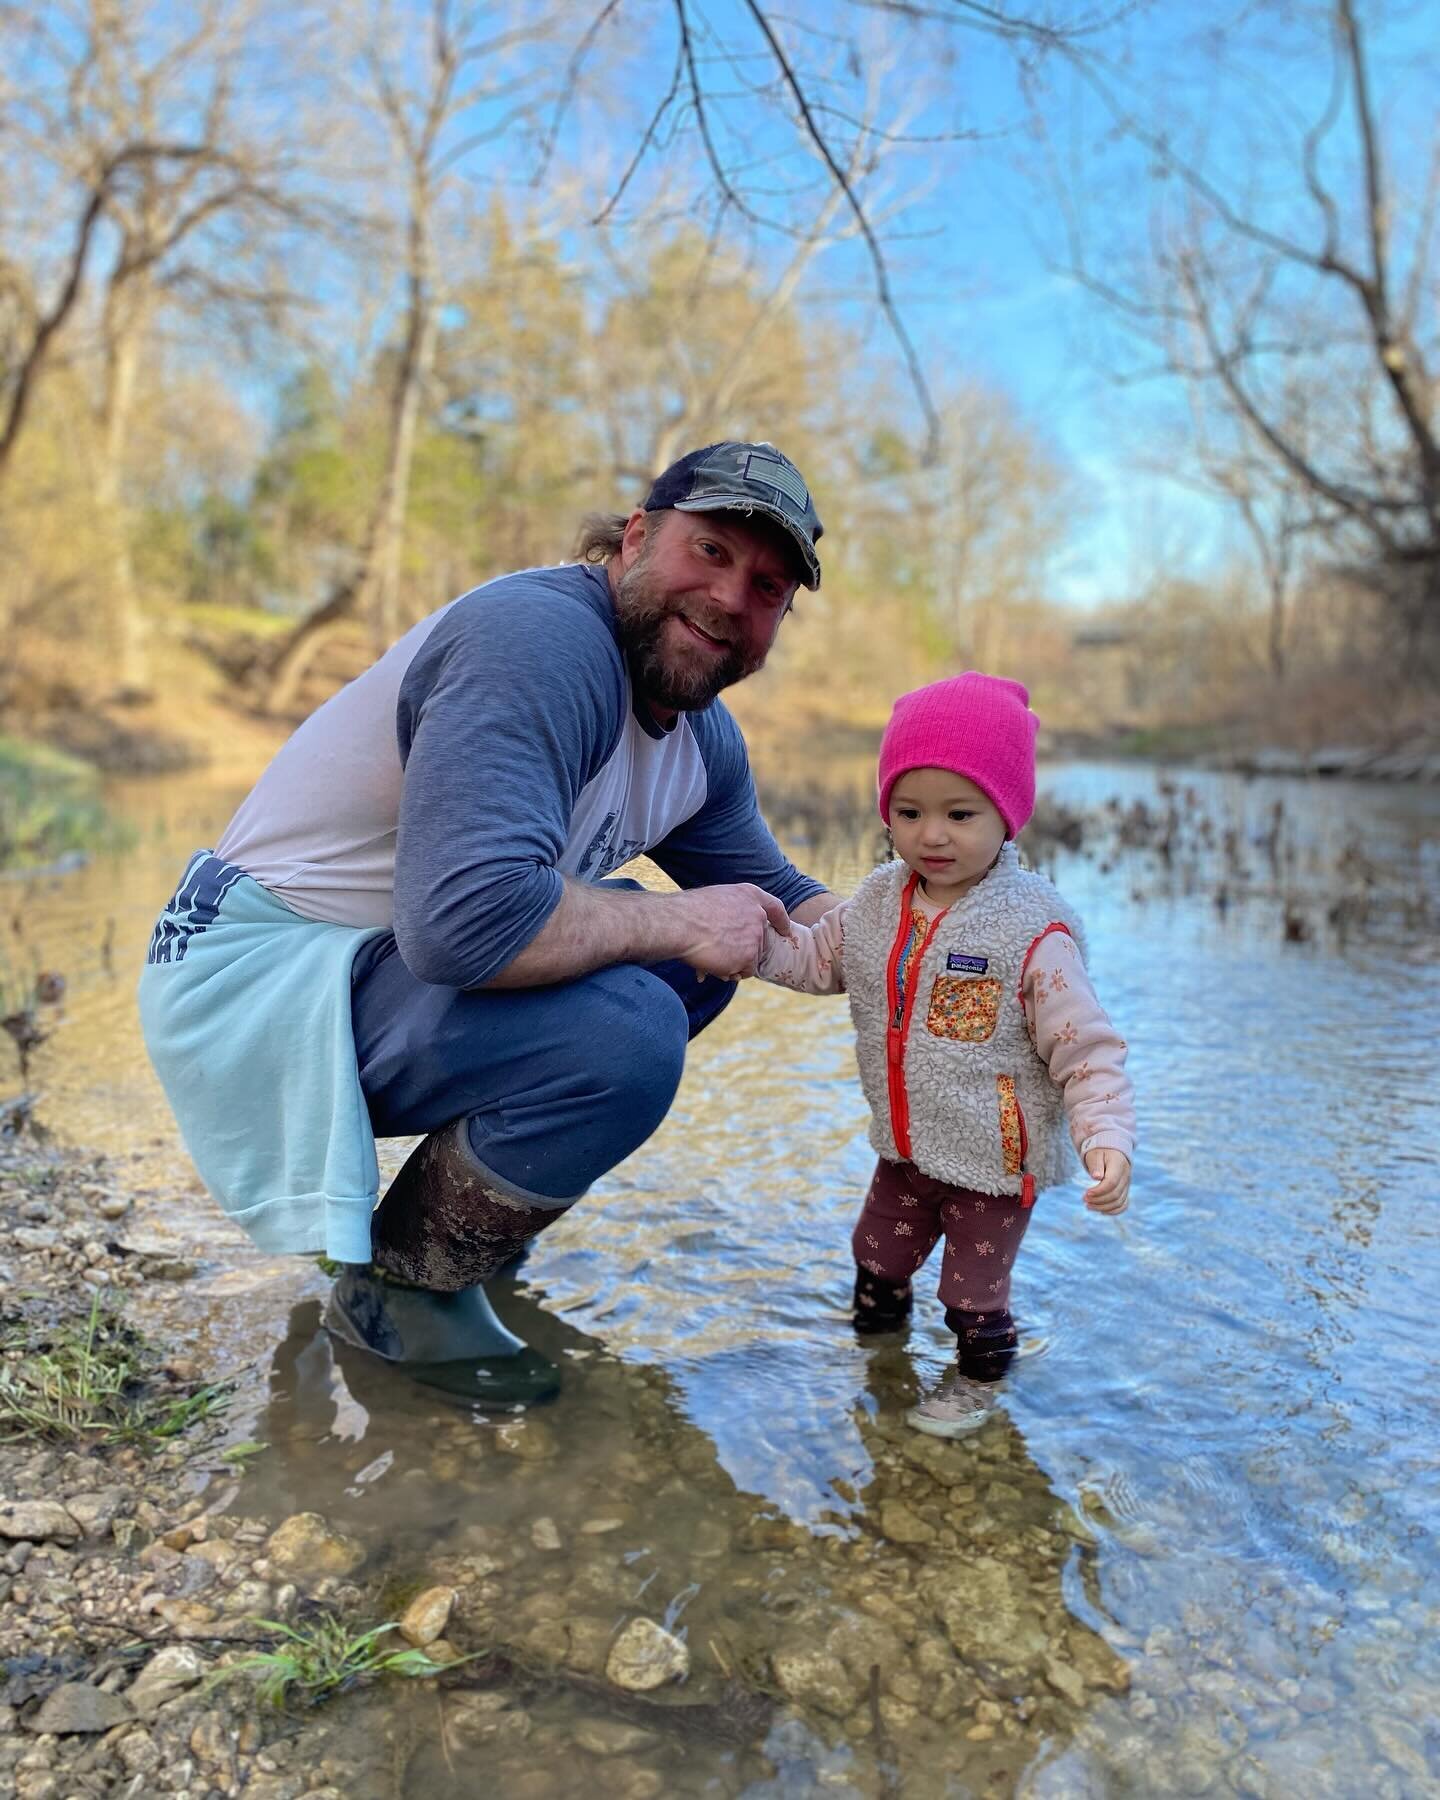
xmin=1083 ymin=1148 xmax=1131 ymax=1214
xmin=674 ymin=883 xmax=791 ymax=980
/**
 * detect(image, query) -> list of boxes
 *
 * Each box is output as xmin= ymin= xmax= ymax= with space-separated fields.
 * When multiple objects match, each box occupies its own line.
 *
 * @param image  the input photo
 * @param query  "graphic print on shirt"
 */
xmin=574 ymin=812 xmax=649 ymax=880
xmin=559 ymin=699 xmax=709 ymax=883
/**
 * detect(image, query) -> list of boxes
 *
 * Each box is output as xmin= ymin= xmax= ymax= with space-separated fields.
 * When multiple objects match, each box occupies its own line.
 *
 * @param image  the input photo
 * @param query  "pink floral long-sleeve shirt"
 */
xmin=758 ymin=895 xmax=1135 ymax=1163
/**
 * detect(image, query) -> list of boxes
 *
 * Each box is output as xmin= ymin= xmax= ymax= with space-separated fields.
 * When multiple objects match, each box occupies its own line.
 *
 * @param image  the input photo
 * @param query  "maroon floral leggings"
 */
xmin=852 ymin=1158 xmax=1034 ymax=1375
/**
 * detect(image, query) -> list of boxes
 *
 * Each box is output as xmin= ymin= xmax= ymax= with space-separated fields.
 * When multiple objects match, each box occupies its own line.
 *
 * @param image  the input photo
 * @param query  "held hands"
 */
xmin=677 ymin=883 xmax=791 ymax=981
xmin=1083 ymin=1148 xmax=1131 ymax=1215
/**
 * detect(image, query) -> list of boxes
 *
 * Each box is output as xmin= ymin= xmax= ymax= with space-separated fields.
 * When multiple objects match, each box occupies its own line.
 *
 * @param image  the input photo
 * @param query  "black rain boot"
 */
xmin=323 ymin=1265 xmax=560 ymax=1406
xmin=852 ymin=1268 xmax=914 ymax=1337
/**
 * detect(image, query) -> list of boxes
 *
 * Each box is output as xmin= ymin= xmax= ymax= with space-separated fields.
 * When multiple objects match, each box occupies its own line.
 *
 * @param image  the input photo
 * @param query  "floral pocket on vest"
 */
xmin=925 ymin=975 xmax=1003 ymax=1042
xmin=996 ymin=1074 xmax=1025 ymax=1176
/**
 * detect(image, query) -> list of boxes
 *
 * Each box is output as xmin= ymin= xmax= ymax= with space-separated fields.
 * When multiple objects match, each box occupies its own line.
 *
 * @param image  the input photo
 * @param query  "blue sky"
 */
xmin=546 ymin=0 xmax=1436 ymax=605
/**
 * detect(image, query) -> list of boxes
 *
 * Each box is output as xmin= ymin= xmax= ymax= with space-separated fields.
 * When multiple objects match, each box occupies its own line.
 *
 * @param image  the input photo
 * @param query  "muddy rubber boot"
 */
xmin=324 ymin=1266 xmax=560 ymax=1406
xmin=370 ymin=1119 xmax=570 ymax=1291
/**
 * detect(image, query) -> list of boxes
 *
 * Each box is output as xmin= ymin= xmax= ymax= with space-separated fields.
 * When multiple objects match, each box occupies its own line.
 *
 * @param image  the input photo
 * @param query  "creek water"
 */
xmin=4 ymin=756 xmax=1438 ymax=1798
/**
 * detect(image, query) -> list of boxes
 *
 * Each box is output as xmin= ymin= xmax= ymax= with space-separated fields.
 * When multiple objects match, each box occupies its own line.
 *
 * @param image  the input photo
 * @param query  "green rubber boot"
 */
xmin=323 ymin=1265 xmax=560 ymax=1406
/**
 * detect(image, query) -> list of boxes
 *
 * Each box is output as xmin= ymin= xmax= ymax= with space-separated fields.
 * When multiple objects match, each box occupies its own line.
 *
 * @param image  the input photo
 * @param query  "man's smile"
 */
xmin=673 ymin=611 xmax=731 ymax=653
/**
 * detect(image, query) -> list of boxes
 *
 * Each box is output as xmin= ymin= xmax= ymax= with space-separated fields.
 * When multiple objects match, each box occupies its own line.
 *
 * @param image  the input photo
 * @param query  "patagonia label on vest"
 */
xmin=946 ymin=952 xmax=989 ymax=974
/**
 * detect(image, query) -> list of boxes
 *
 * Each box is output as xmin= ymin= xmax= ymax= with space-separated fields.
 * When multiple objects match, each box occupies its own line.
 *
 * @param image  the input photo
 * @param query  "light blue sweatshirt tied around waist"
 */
xmin=138 ymin=851 xmax=383 ymax=1262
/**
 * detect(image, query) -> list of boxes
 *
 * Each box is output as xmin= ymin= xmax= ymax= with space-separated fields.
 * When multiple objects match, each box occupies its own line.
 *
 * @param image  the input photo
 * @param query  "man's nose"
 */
xmin=706 ymin=567 xmax=748 ymax=614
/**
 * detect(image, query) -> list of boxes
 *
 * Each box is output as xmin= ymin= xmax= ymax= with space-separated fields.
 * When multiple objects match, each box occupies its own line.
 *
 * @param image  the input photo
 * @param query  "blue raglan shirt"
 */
xmin=216 ymin=562 xmax=823 ymax=985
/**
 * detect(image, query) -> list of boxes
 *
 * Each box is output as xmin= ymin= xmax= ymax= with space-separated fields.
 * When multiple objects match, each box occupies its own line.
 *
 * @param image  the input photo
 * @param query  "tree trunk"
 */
xmin=261 ymin=200 xmax=436 ymax=712
xmin=95 ymin=273 xmax=152 ymax=699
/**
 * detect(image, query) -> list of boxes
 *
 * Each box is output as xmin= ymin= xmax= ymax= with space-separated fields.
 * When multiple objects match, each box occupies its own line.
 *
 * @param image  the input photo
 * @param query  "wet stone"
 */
xmin=530 ymin=1517 xmax=562 ymax=1552
xmin=1045 ymin=1655 xmax=1087 ymax=1706
xmin=771 ymin=1646 xmax=859 ymax=1718
xmin=399 ymin=1585 xmax=456 ymax=1647
xmin=564 ymin=1614 xmax=616 ymax=1676
xmin=571 ymin=1720 xmax=658 ymax=1757
xmin=265 ymin=1514 xmax=365 ymax=1583
xmin=879 ymin=1500 xmax=935 ymax=1546
xmin=27 ymin=1683 xmax=133 ymax=1735
xmin=126 ymin=1644 xmax=208 ymax=1718
xmin=0 ymin=1501 xmax=79 ymax=1543
xmin=605 ymin=1617 xmax=689 ymax=1691
xmin=935 ymin=1555 xmax=1049 ymax=1667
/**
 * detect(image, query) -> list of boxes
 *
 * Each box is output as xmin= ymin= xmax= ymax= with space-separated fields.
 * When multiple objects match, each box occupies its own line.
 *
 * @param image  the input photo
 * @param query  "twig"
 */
xmin=738 ymin=1 xmax=942 ymax=461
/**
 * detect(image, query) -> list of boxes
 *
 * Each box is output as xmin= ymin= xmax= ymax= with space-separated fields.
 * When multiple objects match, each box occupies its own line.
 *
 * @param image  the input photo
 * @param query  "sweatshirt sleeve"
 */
xmin=391 ymin=576 xmax=626 ymax=987
xmin=1023 ymin=928 xmax=1135 ymax=1161
xmin=755 ymin=900 xmax=850 ymax=994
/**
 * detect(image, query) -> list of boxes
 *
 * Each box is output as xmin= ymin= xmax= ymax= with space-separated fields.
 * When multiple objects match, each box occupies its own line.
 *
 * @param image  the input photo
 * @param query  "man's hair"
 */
xmin=572 ymin=512 xmax=632 ymax=564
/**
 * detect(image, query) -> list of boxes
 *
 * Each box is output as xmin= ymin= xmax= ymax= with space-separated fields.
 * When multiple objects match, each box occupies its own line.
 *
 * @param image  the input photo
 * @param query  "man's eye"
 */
xmin=697 ymin=540 xmax=721 ymax=559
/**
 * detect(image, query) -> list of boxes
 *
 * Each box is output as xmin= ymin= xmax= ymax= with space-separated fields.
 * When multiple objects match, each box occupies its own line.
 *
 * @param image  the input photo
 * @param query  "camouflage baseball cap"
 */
xmin=643 ymin=441 xmax=823 ymax=589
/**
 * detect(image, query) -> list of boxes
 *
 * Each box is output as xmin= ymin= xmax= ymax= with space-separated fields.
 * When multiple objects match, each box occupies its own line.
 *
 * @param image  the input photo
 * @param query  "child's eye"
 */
xmin=949 ymin=810 xmax=974 ymax=821
xmin=895 ymin=808 xmax=919 ymax=820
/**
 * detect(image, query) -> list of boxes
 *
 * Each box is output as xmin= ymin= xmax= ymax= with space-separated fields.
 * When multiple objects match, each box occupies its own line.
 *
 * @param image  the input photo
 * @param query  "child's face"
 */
xmin=888 ymin=768 xmax=1008 ymax=902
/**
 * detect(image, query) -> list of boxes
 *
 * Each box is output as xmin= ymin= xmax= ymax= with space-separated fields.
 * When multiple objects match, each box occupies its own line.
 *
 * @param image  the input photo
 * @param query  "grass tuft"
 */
xmin=211 ymin=1611 xmax=464 ymax=1709
xmin=0 ymin=1292 xmax=230 ymax=1447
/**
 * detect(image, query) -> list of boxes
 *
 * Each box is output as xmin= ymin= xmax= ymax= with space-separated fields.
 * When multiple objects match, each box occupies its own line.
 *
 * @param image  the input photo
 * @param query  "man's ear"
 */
xmin=617 ymin=508 xmax=650 ymax=570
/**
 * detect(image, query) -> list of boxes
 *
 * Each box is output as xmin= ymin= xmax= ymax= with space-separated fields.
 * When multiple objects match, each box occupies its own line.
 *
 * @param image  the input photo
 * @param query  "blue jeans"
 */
xmin=350 ymin=883 xmax=735 ymax=1207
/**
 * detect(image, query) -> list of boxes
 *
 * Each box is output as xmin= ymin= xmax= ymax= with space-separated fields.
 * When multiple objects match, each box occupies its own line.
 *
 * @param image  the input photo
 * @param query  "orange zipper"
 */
xmin=1017 ymin=1095 xmax=1036 ymax=1208
xmin=884 ymin=872 xmax=949 ymax=1161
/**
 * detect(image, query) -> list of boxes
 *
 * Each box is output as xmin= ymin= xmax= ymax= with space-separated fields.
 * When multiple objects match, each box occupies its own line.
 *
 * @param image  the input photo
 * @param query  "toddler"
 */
xmin=758 ymin=673 xmax=1134 ymax=1437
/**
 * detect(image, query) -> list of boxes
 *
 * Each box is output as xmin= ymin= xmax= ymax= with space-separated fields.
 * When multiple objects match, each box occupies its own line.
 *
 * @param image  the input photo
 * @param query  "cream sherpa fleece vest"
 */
xmin=844 ymin=844 xmax=1087 ymax=1196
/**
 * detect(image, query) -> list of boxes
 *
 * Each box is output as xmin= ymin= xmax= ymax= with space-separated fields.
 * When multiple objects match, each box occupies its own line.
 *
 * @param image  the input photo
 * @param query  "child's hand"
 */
xmin=1083 ymin=1148 xmax=1131 ymax=1214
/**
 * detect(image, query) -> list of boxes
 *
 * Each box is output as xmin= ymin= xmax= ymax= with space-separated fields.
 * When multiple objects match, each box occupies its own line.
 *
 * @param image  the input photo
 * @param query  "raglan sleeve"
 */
xmin=391 ymin=585 xmax=625 ymax=988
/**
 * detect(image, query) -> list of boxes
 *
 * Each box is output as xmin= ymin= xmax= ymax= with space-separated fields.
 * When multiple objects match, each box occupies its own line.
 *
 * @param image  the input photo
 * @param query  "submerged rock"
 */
xmin=572 ymin=1719 xmax=658 ymax=1757
xmin=934 ymin=1555 xmax=1049 ymax=1666
xmin=879 ymin=1499 xmax=935 ymax=1546
xmin=606 ymin=1617 xmax=689 ymax=1691
xmin=399 ymin=1585 xmax=456 ymax=1647
xmin=494 ymin=1419 xmax=558 ymax=1461
xmin=771 ymin=1646 xmax=859 ymax=1718
xmin=265 ymin=1512 xmax=365 ymax=1582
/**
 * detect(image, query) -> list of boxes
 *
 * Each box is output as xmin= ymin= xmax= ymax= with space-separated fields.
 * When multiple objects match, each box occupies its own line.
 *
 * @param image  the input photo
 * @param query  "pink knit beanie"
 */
xmin=877 ymin=672 xmax=1038 ymax=836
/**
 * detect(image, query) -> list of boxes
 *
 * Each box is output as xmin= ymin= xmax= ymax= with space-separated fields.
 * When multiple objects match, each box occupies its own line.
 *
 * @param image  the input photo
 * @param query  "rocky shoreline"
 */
xmin=0 ymin=1136 xmax=1133 ymax=1800
xmin=2 ymin=1137 xmax=1434 ymax=1800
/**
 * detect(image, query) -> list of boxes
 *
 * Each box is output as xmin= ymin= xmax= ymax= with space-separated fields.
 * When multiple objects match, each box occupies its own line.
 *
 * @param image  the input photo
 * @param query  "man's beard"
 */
xmin=613 ymin=556 xmax=761 ymax=711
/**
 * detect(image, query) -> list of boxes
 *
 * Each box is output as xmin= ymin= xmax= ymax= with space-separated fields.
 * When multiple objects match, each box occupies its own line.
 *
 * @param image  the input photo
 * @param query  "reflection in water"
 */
xmin=240 ymin=1281 xmax=1120 ymax=1797
xmin=12 ymin=757 xmax=1440 ymax=1795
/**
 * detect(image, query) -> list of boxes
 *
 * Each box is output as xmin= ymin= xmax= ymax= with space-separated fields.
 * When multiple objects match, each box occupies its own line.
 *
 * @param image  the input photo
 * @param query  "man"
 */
xmin=140 ymin=441 xmax=838 ymax=1402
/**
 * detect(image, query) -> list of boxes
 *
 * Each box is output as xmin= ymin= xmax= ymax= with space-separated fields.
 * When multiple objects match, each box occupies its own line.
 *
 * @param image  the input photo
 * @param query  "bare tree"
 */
xmin=0 ymin=0 xmax=327 ymax=695
xmin=260 ymin=0 xmax=556 ymax=715
xmin=558 ymin=0 xmax=1138 ymax=462
xmin=1053 ymin=0 xmax=1440 ymax=659
xmin=589 ymin=49 xmax=921 ymax=486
